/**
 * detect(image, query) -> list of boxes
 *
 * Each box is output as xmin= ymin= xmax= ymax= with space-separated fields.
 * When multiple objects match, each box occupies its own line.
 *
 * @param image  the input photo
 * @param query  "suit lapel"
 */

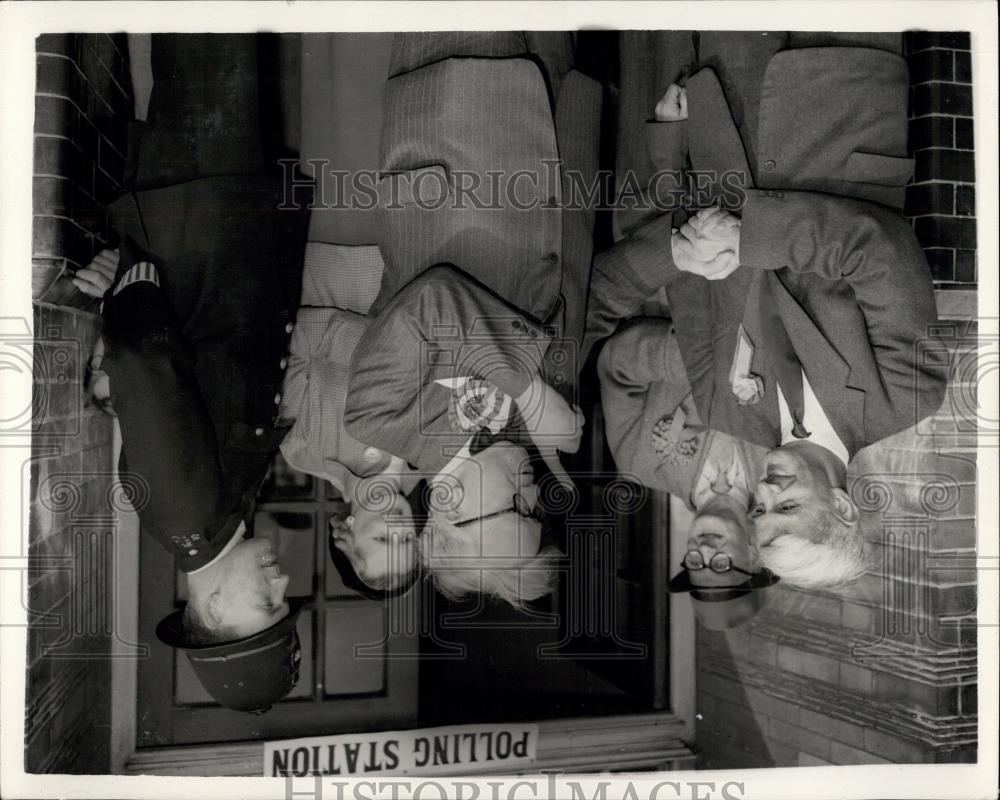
xmin=767 ymin=271 xmax=866 ymax=456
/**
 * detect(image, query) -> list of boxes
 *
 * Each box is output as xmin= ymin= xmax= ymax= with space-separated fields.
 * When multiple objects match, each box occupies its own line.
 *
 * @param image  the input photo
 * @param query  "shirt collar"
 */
xmin=185 ymin=520 xmax=246 ymax=575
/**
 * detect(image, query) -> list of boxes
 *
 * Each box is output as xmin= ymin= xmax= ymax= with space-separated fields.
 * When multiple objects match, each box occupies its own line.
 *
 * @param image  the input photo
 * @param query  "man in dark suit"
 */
xmin=73 ymin=34 xmax=308 ymax=711
xmin=344 ymin=32 xmax=603 ymax=606
xmin=585 ymin=31 xmax=949 ymax=590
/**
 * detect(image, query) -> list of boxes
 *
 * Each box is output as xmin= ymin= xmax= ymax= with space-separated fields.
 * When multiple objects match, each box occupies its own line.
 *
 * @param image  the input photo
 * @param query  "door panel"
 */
xmin=137 ymin=452 xmax=419 ymax=746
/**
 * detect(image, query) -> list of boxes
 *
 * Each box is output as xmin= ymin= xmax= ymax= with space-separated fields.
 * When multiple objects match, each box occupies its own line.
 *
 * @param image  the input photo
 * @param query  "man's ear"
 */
xmin=830 ymin=488 xmax=860 ymax=526
xmin=202 ymin=590 xmax=225 ymax=630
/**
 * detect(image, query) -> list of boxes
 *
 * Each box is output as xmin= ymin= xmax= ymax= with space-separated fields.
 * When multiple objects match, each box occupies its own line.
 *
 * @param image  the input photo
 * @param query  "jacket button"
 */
xmin=763 ymin=160 xmax=776 ymax=171
xmin=279 ymin=357 xmax=288 ymax=370
xmin=254 ymin=426 xmax=265 ymax=437
xmin=776 ymin=191 xmax=784 ymax=199
xmin=542 ymin=252 xmax=558 ymax=265
xmin=511 ymin=320 xmax=521 ymax=330
xmin=285 ymin=322 xmax=294 ymax=334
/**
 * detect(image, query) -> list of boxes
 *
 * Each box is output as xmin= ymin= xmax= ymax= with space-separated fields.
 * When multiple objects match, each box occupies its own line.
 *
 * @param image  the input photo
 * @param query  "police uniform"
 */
xmin=100 ymin=34 xmax=308 ymax=712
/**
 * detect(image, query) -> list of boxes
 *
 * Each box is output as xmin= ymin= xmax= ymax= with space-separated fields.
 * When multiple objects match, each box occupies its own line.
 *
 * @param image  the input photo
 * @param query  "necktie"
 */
xmin=752 ymin=274 xmax=810 ymax=439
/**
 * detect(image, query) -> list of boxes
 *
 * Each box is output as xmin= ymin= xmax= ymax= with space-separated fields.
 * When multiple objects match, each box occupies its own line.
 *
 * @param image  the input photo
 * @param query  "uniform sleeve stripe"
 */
xmin=113 ymin=261 xmax=161 ymax=295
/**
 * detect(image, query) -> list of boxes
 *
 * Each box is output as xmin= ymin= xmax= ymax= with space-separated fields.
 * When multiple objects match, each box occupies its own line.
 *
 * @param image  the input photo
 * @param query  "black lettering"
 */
xmin=271 ymin=747 xmax=289 ymax=777
xmin=364 ymin=740 xmax=382 ymax=773
xmin=311 ymin=745 xmax=321 ymax=775
xmin=432 ymin=735 xmax=450 ymax=765
xmin=480 ymin=731 xmax=494 ymax=761
xmin=495 ymin=731 xmax=512 ymax=759
xmin=343 ymin=742 xmax=362 ymax=773
xmin=414 ymin=737 xmax=429 ymax=767
xmin=326 ymin=743 xmax=342 ymax=775
xmin=291 ymin=747 xmax=310 ymax=778
xmin=511 ymin=730 xmax=530 ymax=759
xmin=383 ymin=739 xmax=400 ymax=771
xmin=453 ymin=733 xmax=461 ymax=764
xmin=463 ymin=732 xmax=479 ymax=762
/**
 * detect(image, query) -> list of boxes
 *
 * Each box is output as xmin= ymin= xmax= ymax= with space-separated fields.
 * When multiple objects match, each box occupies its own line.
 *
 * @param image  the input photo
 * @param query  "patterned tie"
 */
xmin=751 ymin=274 xmax=810 ymax=439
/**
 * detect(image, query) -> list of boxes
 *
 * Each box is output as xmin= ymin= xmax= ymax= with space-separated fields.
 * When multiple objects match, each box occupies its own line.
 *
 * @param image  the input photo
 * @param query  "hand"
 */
xmin=671 ymin=207 xmax=742 ymax=281
xmin=72 ymin=249 xmax=119 ymax=298
xmin=516 ymin=375 xmax=585 ymax=489
xmin=654 ymin=83 xmax=688 ymax=122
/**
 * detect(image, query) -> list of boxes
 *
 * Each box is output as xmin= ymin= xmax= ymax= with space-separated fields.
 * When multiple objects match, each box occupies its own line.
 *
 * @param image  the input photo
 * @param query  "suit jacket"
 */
xmin=586 ymin=40 xmax=948 ymax=459
xmin=344 ymin=34 xmax=603 ymax=473
xmin=598 ymin=319 xmax=766 ymax=510
xmin=370 ymin=33 xmax=601 ymax=340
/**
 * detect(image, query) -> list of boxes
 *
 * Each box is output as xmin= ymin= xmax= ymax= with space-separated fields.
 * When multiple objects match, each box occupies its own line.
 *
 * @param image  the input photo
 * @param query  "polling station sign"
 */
xmin=264 ymin=723 xmax=539 ymax=777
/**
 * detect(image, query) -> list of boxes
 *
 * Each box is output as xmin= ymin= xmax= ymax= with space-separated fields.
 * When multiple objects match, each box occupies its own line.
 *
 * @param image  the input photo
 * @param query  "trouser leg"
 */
xmin=131 ymin=33 xmax=267 ymax=189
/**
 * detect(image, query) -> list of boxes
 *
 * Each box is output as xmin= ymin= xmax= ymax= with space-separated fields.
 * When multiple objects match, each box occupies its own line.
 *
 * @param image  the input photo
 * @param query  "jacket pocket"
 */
xmin=845 ymin=151 xmax=914 ymax=186
xmin=378 ymin=164 xmax=449 ymax=208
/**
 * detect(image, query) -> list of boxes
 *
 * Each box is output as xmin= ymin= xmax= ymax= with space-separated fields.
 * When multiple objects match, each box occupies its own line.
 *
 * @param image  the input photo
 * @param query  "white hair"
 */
xmin=418 ymin=514 xmax=560 ymax=608
xmin=757 ymin=511 xmax=866 ymax=591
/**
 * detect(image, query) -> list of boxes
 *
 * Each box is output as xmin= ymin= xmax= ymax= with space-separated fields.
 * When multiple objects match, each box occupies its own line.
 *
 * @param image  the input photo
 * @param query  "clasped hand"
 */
xmin=671 ymin=206 xmax=742 ymax=281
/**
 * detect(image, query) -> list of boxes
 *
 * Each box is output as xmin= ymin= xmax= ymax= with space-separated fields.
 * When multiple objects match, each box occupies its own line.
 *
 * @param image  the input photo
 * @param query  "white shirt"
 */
xmin=776 ymin=370 xmax=849 ymax=468
xmin=186 ymin=521 xmax=246 ymax=575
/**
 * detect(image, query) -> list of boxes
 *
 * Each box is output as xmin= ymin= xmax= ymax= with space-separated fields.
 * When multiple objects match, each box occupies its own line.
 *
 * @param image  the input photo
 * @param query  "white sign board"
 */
xmin=264 ymin=722 xmax=539 ymax=777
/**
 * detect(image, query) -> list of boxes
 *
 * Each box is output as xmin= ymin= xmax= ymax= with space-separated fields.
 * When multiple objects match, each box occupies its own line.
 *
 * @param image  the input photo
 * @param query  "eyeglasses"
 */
xmin=681 ymin=550 xmax=755 ymax=578
xmin=454 ymin=493 xmax=543 ymax=528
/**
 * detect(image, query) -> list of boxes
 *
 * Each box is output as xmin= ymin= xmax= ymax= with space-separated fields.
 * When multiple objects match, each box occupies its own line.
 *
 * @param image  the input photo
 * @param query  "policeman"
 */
xmin=73 ymin=34 xmax=309 ymax=711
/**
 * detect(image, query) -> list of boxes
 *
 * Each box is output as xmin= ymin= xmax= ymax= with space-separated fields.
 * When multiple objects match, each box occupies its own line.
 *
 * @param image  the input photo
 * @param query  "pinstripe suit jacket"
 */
xmin=369 ymin=33 xmax=600 ymax=333
xmin=345 ymin=34 xmax=603 ymax=472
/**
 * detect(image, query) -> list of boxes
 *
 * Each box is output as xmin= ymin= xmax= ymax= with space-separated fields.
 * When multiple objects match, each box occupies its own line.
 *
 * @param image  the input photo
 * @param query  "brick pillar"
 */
xmin=33 ymin=33 xmax=131 ymax=307
xmin=904 ymin=32 xmax=976 ymax=287
xmin=27 ymin=34 xmax=132 ymax=774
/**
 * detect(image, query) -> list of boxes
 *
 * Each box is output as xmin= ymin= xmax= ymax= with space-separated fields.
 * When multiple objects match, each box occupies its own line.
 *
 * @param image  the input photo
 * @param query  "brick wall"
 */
xmin=27 ymin=33 xmax=131 ymax=774
xmin=904 ymin=32 xmax=976 ymax=288
xmin=695 ymin=30 xmax=978 ymax=768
